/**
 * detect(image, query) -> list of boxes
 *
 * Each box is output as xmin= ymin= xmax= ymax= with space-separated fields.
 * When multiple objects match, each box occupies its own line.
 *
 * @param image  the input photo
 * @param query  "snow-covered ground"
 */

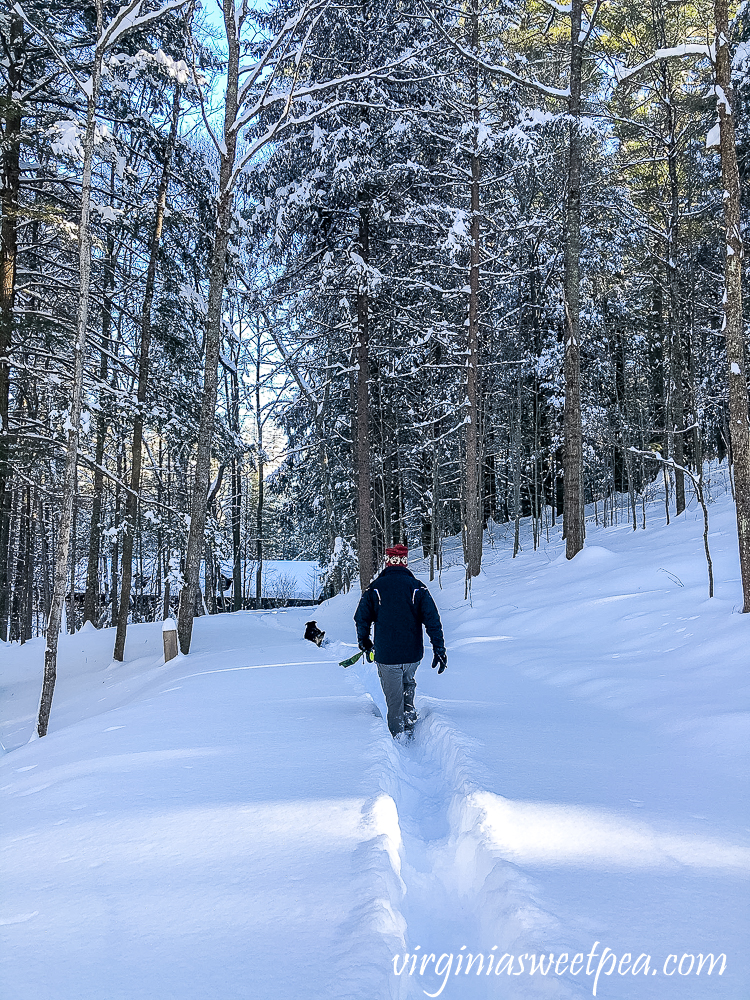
xmin=2 ymin=470 xmax=748 ymax=1000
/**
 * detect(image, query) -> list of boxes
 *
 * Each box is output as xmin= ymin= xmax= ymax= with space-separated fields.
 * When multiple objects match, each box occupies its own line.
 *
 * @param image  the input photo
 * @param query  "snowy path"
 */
xmin=347 ymin=660 xmax=571 ymax=1000
xmin=2 ymin=487 xmax=750 ymax=999
xmin=383 ymin=725 xmax=489 ymax=1000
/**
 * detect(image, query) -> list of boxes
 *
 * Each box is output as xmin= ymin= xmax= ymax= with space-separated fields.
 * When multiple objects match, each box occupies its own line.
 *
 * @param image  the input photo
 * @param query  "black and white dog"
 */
xmin=304 ymin=620 xmax=326 ymax=647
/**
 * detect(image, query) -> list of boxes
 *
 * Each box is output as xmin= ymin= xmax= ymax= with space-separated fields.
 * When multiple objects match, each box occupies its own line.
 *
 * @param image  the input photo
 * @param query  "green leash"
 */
xmin=339 ymin=649 xmax=375 ymax=668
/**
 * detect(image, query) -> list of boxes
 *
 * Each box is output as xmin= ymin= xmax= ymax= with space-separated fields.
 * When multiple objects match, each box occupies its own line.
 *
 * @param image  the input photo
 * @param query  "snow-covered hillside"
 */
xmin=2 ymin=477 xmax=749 ymax=1000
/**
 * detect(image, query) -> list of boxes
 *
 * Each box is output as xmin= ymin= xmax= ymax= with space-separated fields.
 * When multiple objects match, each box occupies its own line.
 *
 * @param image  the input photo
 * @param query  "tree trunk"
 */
xmin=254 ymin=328 xmax=264 ymax=610
xmin=230 ymin=363 xmax=242 ymax=611
xmin=114 ymin=84 xmax=180 ymax=661
xmin=110 ymin=446 xmax=122 ymax=627
xmin=23 ymin=486 xmax=34 ymax=641
xmin=355 ymin=198 xmax=374 ymax=590
xmin=320 ymin=365 xmax=336 ymax=555
xmin=68 ymin=487 xmax=78 ymax=633
xmin=562 ymin=0 xmax=585 ymax=559
xmin=665 ymin=87 xmax=685 ymax=515
xmin=429 ymin=402 xmax=440 ymax=582
xmin=83 ymin=198 xmax=115 ymax=626
xmin=463 ymin=0 xmax=483 ymax=580
xmin=231 ymin=453 xmax=242 ymax=611
xmin=714 ymin=0 xmax=750 ymax=612
xmin=205 ymin=538 xmax=216 ymax=614
xmin=37 ymin=10 xmax=104 ymax=736
xmin=513 ymin=363 xmax=522 ymax=558
xmin=625 ymin=447 xmax=636 ymax=531
xmin=38 ymin=497 xmax=51 ymax=620
xmin=5 ymin=487 xmax=19 ymax=640
xmin=0 ymin=14 xmax=23 ymax=641
xmin=11 ymin=487 xmax=25 ymax=641
xmin=177 ymin=4 xmax=239 ymax=654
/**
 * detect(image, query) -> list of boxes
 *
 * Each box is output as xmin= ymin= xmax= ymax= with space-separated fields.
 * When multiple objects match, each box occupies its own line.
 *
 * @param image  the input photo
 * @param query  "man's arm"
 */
xmin=418 ymin=587 xmax=445 ymax=652
xmin=354 ymin=588 xmax=375 ymax=648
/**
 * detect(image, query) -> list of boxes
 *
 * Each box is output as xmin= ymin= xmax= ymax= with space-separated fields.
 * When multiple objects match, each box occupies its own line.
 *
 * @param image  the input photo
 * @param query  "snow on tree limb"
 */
xmin=420 ymin=2 xmax=570 ymax=99
xmin=706 ymin=120 xmax=722 ymax=148
xmin=615 ymin=43 xmax=714 ymax=84
xmin=715 ymin=84 xmax=731 ymax=113
xmin=15 ymin=0 xmax=190 ymax=97
xmin=99 ymin=0 xmax=190 ymax=52
xmin=235 ymin=0 xmax=332 ymax=110
xmin=233 ymin=50 xmax=425 ymax=136
xmin=13 ymin=3 xmax=88 ymax=98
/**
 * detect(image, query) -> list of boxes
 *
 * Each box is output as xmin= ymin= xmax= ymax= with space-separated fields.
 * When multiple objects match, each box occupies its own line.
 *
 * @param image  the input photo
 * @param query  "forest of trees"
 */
xmin=2 ymin=1 xmax=750 ymax=733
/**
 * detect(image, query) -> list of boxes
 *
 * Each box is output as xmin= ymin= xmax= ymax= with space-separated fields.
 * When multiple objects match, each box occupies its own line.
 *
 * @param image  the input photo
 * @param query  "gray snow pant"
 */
xmin=377 ymin=661 xmax=419 ymax=737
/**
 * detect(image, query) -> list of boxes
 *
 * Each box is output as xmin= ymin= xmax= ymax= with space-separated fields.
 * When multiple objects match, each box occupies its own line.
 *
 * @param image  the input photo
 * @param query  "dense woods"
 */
xmin=2 ymin=1 xmax=750 ymax=732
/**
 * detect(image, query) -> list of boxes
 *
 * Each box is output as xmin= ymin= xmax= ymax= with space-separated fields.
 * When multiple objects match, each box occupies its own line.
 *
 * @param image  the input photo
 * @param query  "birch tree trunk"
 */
xmin=114 ymin=84 xmax=180 ymax=661
xmin=37 ymin=5 xmax=104 ymax=737
xmin=562 ymin=0 xmax=585 ymax=559
xmin=177 ymin=1 xmax=239 ymax=652
xmin=714 ymin=0 xmax=750 ymax=611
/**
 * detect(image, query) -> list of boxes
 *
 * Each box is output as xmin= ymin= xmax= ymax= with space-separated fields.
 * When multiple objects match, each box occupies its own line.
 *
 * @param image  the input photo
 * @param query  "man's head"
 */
xmin=385 ymin=544 xmax=408 ymax=567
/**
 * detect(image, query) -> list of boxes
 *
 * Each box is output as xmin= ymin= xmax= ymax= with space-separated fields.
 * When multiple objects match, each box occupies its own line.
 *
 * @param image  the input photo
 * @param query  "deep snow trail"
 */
xmin=347 ymin=661 xmax=569 ymax=1000
xmin=386 ymin=729 xmax=487 ymax=1000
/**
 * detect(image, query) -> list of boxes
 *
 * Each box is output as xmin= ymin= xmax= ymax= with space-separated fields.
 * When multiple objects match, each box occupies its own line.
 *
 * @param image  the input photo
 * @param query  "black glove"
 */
xmin=432 ymin=649 xmax=447 ymax=674
xmin=358 ymin=637 xmax=373 ymax=653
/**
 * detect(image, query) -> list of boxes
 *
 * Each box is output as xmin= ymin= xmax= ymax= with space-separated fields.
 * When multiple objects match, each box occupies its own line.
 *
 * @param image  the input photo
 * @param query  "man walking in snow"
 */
xmin=354 ymin=544 xmax=447 ymax=737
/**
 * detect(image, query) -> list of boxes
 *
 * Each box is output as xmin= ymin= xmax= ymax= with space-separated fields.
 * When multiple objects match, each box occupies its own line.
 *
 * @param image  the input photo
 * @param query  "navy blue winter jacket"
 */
xmin=354 ymin=565 xmax=445 ymax=665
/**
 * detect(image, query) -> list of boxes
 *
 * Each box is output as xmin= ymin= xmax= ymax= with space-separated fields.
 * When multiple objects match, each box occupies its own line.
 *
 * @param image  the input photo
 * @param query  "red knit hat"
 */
xmin=385 ymin=544 xmax=408 ymax=567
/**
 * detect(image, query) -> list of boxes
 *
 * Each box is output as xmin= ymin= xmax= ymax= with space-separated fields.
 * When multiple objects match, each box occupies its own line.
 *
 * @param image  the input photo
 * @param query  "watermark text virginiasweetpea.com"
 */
xmin=392 ymin=942 xmax=726 ymax=997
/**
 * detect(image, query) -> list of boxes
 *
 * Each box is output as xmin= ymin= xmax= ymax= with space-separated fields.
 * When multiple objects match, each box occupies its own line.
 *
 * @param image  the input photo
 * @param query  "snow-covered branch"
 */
xmin=15 ymin=0 xmax=190 ymax=97
xmin=232 ymin=48 xmax=424 ymax=137
xmin=99 ymin=0 xmax=189 ymax=53
xmin=13 ymin=3 xmax=88 ymax=98
xmin=615 ymin=43 xmax=714 ymax=85
xmin=235 ymin=0 xmax=331 ymax=109
xmin=420 ymin=3 xmax=570 ymax=100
